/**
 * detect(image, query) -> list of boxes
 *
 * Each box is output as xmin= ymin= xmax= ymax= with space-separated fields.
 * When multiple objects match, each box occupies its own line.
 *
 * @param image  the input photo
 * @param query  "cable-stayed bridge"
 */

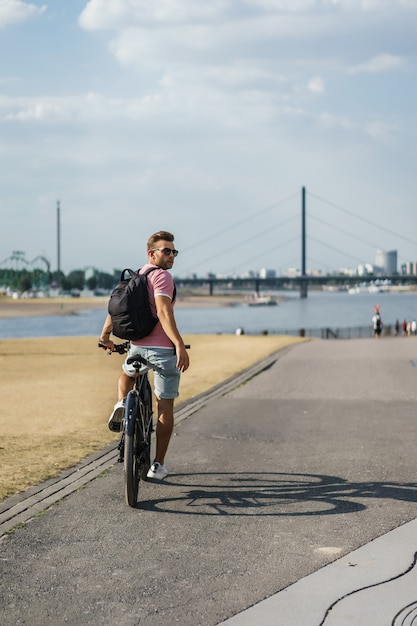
xmin=179 ymin=187 xmax=417 ymax=297
xmin=174 ymin=274 xmax=417 ymax=297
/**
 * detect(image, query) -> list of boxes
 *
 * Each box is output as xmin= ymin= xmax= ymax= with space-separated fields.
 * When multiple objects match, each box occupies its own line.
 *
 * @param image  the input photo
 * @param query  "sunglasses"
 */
xmin=151 ymin=247 xmax=179 ymax=257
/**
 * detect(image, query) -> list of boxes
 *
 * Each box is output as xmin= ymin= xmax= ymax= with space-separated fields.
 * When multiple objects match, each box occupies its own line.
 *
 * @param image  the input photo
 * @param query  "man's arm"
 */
xmin=99 ymin=313 xmax=115 ymax=351
xmin=155 ymin=295 xmax=190 ymax=372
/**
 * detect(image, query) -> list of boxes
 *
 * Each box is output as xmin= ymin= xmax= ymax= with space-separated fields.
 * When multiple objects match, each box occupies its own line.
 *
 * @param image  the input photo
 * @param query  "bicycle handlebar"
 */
xmin=98 ymin=340 xmax=129 ymax=354
xmin=98 ymin=341 xmax=190 ymax=356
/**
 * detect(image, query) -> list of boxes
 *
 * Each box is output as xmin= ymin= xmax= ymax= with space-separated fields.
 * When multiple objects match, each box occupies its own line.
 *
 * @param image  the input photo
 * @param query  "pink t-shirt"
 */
xmin=131 ymin=263 xmax=175 ymax=349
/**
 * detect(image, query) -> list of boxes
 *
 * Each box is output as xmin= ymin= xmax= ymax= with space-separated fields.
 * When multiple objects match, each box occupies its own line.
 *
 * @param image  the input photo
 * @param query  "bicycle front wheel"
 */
xmin=124 ymin=392 xmax=140 ymax=507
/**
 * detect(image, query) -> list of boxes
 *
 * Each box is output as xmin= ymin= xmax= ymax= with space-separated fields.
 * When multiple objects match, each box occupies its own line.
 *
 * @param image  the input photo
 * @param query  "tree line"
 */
xmin=0 ymin=268 xmax=118 ymax=294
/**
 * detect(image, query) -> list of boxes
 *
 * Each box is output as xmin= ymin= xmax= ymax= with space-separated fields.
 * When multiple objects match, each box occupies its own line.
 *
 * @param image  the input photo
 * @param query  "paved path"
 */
xmin=1 ymin=338 xmax=417 ymax=625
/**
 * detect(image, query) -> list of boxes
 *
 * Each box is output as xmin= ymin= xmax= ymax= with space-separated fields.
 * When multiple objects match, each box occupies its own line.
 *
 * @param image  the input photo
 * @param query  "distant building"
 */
xmin=357 ymin=263 xmax=374 ymax=276
xmin=338 ymin=267 xmax=357 ymax=276
xmin=401 ymin=261 xmax=417 ymax=275
xmin=375 ymin=250 xmax=397 ymax=275
xmin=285 ymin=267 xmax=301 ymax=277
xmin=259 ymin=268 xmax=276 ymax=279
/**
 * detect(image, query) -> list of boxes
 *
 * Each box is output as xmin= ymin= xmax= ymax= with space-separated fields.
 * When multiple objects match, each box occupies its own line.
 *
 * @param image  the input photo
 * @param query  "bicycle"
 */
xmin=99 ymin=340 xmax=190 ymax=508
xmin=98 ymin=340 xmax=155 ymax=507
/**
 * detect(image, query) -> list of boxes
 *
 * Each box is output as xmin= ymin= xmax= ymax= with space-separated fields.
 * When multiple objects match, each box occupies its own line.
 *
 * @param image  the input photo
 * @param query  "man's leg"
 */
xmin=108 ymin=372 xmax=134 ymax=432
xmin=154 ymin=397 xmax=174 ymax=465
xmin=118 ymin=371 xmax=134 ymax=400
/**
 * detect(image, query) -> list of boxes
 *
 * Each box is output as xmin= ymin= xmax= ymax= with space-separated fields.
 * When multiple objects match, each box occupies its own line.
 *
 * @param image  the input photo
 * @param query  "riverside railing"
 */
xmin=274 ymin=325 xmax=394 ymax=339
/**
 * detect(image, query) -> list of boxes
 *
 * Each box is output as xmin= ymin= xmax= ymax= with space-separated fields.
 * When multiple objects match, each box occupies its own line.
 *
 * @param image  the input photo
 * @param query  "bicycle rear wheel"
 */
xmin=124 ymin=392 xmax=140 ymax=507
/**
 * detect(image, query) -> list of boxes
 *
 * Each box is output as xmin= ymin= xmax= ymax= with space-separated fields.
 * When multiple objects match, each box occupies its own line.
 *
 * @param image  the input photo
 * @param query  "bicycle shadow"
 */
xmin=138 ymin=471 xmax=417 ymax=516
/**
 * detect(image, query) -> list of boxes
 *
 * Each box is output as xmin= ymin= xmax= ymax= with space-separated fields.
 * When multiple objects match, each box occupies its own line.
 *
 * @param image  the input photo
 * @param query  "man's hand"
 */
xmin=175 ymin=344 xmax=190 ymax=372
xmin=155 ymin=295 xmax=190 ymax=372
xmin=98 ymin=338 xmax=115 ymax=354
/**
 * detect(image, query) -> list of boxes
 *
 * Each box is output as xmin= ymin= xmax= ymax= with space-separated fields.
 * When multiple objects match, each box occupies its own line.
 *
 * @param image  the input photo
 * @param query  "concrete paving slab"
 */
xmin=219 ymin=517 xmax=417 ymax=625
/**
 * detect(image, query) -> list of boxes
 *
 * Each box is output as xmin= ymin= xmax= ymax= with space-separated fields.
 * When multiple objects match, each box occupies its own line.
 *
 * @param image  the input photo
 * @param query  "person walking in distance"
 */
xmin=99 ymin=231 xmax=190 ymax=480
xmin=372 ymin=305 xmax=383 ymax=338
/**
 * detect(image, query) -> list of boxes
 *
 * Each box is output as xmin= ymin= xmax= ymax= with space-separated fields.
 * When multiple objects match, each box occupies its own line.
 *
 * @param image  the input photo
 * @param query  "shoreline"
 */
xmin=0 ymin=294 xmax=252 ymax=319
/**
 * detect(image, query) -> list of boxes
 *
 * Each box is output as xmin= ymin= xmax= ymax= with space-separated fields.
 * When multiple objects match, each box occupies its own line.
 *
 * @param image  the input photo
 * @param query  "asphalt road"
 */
xmin=1 ymin=338 xmax=417 ymax=626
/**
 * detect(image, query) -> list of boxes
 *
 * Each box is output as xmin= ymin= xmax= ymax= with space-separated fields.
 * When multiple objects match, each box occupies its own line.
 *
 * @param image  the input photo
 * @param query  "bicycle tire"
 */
xmin=124 ymin=392 xmax=140 ymax=507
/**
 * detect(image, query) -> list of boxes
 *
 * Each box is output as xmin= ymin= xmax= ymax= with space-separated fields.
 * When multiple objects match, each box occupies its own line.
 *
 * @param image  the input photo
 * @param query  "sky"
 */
xmin=1 ymin=0 xmax=417 ymax=279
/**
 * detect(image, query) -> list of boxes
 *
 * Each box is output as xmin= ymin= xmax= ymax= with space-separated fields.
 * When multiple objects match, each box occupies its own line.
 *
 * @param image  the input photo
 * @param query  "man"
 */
xmin=99 ymin=231 xmax=190 ymax=480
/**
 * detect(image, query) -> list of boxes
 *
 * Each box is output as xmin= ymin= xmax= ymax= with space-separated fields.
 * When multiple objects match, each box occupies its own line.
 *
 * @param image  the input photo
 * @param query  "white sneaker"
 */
xmin=147 ymin=462 xmax=168 ymax=480
xmin=108 ymin=399 xmax=125 ymax=432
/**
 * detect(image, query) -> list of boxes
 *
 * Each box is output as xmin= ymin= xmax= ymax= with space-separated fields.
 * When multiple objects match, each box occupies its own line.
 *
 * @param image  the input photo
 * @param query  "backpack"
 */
xmin=108 ymin=267 xmax=160 ymax=340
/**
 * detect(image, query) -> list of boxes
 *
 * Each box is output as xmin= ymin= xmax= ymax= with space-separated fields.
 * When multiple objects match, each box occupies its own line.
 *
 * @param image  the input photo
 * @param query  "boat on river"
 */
xmin=348 ymin=280 xmax=391 ymax=295
xmin=246 ymin=293 xmax=278 ymax=307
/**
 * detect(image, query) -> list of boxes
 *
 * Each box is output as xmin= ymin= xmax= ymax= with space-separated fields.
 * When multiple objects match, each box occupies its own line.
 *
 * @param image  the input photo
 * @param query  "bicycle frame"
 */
xmin=124 ymin=364 xmax=151 ymax=437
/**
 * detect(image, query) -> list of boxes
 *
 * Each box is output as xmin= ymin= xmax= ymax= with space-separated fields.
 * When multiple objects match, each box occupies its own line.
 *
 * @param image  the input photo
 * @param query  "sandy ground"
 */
xmin=0 ymin=294 xmax=248 ymax=318
xmin=0 ymin=333 xmax=305 ymax=501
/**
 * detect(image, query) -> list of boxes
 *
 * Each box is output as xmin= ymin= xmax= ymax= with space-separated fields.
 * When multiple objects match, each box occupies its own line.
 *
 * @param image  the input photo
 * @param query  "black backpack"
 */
xmin=108 ymin=267 xmax=160 ymax=340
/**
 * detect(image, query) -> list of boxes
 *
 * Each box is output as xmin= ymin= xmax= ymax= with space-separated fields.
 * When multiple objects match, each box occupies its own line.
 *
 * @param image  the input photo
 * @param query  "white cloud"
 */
xmin=204 ymin=63 xmax=287 ymax=88
xmin=82 ymin=2 xmax=415 ymax=80
xmin=350 ymin=53 xmax=406 ymax=74
xmin=317 ymin=112 xmax=399 ymax=140
xmin=109 ymin=24 xmax=219 ymax=66
xmin=366 ymin=120 xmax=398 ymax=138
xmin=0 ymin=87 xmax=276 ymax=131
xmin=0 ymin=93 xmax=161 ymax=123
xmin=106 ymin=13 xmax=342 ymax=74
xmin=318 ymin=111 xmax=355 ymax=130
xmin=79 ymin=0 xmax=229 ymax=30
xmin=238 ymin=0 xmax=417 ymax=11
xmin=326 ymin=0 xmax=417 ymax=9
xmin=308 ymin=75 xmax=325 ymax=93
xmin=0 ymin=0 xmax=46 ymax=28
xmin=244 ymin=0 xmax=318 ymax=10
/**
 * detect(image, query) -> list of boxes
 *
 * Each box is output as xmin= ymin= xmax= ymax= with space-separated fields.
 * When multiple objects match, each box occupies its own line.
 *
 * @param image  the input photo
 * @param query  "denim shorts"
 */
xmin=122 ymin=346 xmax=181 ymax=399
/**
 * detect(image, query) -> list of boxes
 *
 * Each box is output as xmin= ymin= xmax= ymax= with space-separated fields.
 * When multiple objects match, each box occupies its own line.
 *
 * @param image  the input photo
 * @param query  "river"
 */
xmin=1 ymin=290 xmax=417 ymax=339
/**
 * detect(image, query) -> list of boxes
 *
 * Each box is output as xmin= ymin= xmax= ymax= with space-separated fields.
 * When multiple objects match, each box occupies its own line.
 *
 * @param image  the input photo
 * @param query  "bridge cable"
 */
xmin=309 ymin=213 xmax=411 ymax=263
xmin=184 ymin=214 xmax=299 ymax=272
xmin=222 ymin=236 xmax=300 ymax=276
xmin=182 ymin=191 xmax=299 ymax=254
xmin=308 ymin=192 xmax=417 ymax=248
xmin=309 ymin=235 xmax=371 ymax=265
xmin=309 ymin=214 xmax=385 ymax=252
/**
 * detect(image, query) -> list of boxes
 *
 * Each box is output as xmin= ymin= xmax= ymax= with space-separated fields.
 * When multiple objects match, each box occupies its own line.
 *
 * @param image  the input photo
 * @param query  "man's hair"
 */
xmin=147 ymin=231 xmax=174 ymax=251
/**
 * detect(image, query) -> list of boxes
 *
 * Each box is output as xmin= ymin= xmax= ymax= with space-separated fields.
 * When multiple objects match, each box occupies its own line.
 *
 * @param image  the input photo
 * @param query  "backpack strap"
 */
xmin=120 ymin=268 xmax=139 ymax=281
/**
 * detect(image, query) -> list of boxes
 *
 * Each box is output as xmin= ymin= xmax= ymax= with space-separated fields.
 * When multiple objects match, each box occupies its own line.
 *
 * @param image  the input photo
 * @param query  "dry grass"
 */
xmin=0 ymin=334 xmax=305 ymax=501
